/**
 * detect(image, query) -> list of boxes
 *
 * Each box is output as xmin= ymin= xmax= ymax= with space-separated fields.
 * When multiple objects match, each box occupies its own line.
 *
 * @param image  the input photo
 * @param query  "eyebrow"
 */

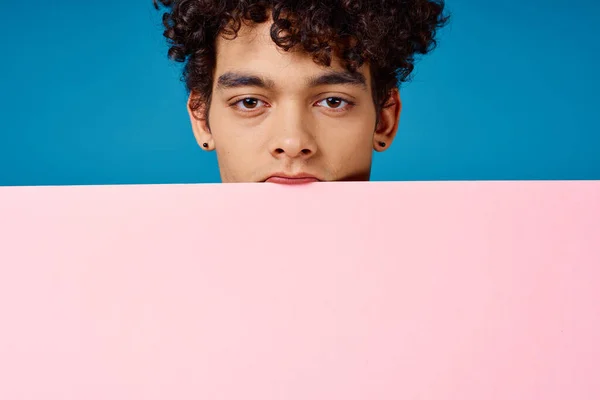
xmin=216 ymin=72 xmax=276 ymax=90
xmin=307 ymin=71 xmax=367 ymax=89
xmin=216 ymin=71 xmax=367 ymax=91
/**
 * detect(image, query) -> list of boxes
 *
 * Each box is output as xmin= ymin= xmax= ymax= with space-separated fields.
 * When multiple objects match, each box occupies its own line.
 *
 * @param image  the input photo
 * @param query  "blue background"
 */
xmin=1 ymin=0 xmax=598 ymax=186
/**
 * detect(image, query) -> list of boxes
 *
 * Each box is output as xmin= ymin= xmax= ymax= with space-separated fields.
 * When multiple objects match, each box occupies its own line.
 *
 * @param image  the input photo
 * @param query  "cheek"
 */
xmin=210 ymin=110 xmax=255 ymax=153
xmin=211 ymin=121 xmax=266 ymax=174
xmin=214 ymin=135 xmax=259 ymax=166
xmin=318 ymin=117 xmax=374 ymax=151
xmin=317 ymin=120 xmax=374 ymax=174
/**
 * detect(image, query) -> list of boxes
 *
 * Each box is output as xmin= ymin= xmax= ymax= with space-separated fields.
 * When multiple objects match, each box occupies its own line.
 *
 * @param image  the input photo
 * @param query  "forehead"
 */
xmin=213 ymin=19 xmax=371 ymax=87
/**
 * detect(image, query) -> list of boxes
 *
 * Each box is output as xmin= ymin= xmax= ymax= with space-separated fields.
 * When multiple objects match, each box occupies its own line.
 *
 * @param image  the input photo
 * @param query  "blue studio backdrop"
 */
xmin=0 ymin=0 xmax=598 ymax=185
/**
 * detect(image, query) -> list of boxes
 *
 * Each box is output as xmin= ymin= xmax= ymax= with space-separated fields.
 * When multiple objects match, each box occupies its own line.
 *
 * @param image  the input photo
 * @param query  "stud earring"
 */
xmin=202 ymin=143 xmax=209 ymax=148
xmin=379 ymin=142 xmax=386 ymax=148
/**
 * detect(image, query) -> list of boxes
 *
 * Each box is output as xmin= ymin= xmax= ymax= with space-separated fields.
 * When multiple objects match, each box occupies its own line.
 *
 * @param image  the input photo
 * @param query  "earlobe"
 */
xmin=187 ymin=93 xmax=214 ymax=151
xmin=373 ymin=89 xmax=402 ymax=152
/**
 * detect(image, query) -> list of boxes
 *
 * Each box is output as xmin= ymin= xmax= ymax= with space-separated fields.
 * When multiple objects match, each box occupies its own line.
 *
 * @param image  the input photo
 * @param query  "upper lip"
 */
xmin=263 ymin=173 xmax=321 ymax=181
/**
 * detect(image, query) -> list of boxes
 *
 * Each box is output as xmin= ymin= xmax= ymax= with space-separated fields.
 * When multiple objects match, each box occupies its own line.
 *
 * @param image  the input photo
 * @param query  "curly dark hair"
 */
xmin=154 ymin=0 xmax=449 ymax=118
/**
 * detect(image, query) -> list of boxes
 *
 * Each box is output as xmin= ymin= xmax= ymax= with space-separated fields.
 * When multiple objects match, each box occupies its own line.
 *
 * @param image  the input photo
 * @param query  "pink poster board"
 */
xmin=0 ymin=181 xmax=599 ymax=399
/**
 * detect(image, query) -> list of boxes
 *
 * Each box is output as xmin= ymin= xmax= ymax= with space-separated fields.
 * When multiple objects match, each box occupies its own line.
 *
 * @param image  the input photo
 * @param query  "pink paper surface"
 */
xmin=0 ymin=181 xmax=599 ymax=399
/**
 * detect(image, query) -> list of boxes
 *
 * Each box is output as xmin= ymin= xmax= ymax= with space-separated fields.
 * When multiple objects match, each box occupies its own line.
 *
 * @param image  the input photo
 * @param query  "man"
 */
xmin=154 ymin=0 xmax=449 ymax=183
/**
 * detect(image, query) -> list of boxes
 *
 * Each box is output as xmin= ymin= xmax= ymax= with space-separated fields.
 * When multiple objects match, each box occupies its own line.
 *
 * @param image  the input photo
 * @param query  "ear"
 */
xmin=188 ymin=92 xmax=214 ymax=151
xmin=373 ymin=88 xmax=401 ymax=152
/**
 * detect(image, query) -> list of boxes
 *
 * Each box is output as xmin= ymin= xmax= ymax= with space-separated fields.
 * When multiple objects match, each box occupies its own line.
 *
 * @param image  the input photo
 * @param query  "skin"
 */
xmin=188 ymin=18 xmax=402 ymax=183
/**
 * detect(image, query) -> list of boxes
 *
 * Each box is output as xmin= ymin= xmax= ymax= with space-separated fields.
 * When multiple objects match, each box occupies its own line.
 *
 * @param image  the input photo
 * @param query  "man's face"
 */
xmin=189 ymin=19 xmax=401 ymax=183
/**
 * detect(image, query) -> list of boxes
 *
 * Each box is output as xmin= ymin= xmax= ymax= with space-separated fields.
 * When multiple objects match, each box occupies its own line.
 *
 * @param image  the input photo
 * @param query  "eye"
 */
xmin=315 ymin=97 xmax=353 ymax=110
xmin=232 ymin=98 xmax=266 ymax=111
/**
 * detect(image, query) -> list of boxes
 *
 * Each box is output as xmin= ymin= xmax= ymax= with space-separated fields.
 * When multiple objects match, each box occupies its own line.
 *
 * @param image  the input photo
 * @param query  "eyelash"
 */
xmin=229 ymin=97 xmax=355 ymax=113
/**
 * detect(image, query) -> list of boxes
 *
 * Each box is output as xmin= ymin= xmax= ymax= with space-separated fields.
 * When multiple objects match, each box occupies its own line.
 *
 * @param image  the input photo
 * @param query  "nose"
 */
xmin=269 ymin=106 xmax=318 ymax=160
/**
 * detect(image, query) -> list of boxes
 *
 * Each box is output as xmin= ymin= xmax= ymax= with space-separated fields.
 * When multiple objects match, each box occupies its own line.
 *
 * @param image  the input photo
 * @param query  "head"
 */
xmin=154 ymin=0 xmax=449 ymax=183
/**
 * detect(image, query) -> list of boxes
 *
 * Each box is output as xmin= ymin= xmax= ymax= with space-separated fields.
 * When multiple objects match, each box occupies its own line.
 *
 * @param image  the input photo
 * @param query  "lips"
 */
xmin=264 ymin=174 xmax=320 ymax=184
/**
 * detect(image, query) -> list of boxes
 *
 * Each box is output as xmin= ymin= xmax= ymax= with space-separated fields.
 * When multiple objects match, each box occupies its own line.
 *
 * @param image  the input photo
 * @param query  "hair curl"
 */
xmin=154 ymin=0 xmax=449 ymax=118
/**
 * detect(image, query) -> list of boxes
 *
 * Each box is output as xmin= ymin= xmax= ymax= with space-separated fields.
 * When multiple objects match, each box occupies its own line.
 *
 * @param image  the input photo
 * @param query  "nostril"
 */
xmin=273 ymin=148 xmax=312 ymax=156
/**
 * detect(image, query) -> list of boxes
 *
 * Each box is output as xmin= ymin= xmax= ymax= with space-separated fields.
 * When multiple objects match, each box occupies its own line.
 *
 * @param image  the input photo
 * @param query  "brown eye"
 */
xmin=316 ymin=97 xmax=353 ymax=111
xmin=232 ymin=97 xmax=266 ymax=111
xmin=242 ymin=98 xmax=259 ymax=109
xmin=325 ymin=97 xmax=343 ymax=108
